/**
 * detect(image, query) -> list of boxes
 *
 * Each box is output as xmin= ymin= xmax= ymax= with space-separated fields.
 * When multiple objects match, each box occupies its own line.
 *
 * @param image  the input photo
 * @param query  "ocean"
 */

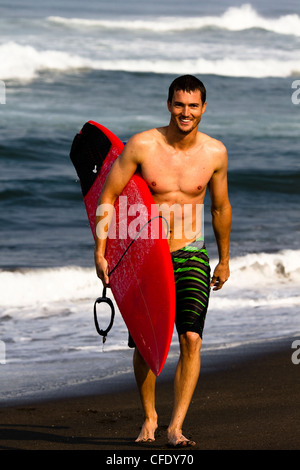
xmin=0 ymin=0 xmax=300 ymax=405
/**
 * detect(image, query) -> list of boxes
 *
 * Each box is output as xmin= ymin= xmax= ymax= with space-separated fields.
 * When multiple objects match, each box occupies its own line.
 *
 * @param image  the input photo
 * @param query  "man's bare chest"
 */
xmin=139 ymin=151 xmax=213 ymax=197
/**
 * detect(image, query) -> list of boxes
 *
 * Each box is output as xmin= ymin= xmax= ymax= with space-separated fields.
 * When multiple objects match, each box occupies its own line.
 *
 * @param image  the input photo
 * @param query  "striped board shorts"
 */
xmin=128 ymin=238 xmax=211 ymax=348
xmin=171 ymin=238 xmax=211 ymax=339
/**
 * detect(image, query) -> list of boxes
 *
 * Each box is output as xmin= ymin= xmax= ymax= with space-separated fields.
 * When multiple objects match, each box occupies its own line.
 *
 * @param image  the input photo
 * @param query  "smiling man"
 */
xmin=95 ymin=75 xmax=232 ymax=447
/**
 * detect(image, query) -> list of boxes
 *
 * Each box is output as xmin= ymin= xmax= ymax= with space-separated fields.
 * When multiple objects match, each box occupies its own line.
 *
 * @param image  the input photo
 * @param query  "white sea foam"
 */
xmin=227 ymin=249 xmax=300 ymax=287
xmin=91 ymin=58 xmax=300 ymax=78
xmin=0 ymin=42 xmax=96 ymax=81
xmin=1 ymin=250 xmax=299 ymax=402
xmin=1 ymin=41 xmax=299 ymax=81
xmin=0 ymin=249 xmax=299 ymax=316
xmin=1 ymin=5 xmax=300 ymax=82
xmin=0 ymin=265 xmax=99 ymax=309
xmin=48 ymin=5 xmax=300 ymax=37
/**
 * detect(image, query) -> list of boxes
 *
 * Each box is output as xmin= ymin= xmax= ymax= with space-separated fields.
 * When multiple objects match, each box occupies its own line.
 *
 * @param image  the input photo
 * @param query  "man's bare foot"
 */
xmin=135 ymin=418 xmax=158 ymax=443
xmin=167 ymin=429 xmax=196 ymax=448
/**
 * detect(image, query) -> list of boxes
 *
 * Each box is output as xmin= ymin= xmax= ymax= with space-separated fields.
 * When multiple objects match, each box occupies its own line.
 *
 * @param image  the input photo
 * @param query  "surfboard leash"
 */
xmin=93 ymin=215 xmax=170 ymax=343
xmin=93 ymin=287 xmax=115 ymax=343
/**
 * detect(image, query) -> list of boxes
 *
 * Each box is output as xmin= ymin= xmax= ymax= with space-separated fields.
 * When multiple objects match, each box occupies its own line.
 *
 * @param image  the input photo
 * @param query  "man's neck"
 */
xmin=164 ymin=123 xmax=199 ymax=151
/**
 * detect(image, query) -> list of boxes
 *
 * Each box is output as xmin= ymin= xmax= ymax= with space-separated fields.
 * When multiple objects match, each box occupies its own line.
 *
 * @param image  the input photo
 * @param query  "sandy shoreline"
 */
xmin=0 ymin=337 xmax=299 ymax=451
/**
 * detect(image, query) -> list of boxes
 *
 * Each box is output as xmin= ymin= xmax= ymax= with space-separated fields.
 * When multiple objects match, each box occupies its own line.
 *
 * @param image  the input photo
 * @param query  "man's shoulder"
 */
xmin=129 ymin=127 xmax=163 ymax=145
xmin=125 ymin=128 xmax=163 ymax=155
xmin=122 ymin=128 xmax=161 ymax=164
xmin=199 ymin=133 xmax=228 ymax=172
xmin=200 ymin=132 xmax=227 ymax=155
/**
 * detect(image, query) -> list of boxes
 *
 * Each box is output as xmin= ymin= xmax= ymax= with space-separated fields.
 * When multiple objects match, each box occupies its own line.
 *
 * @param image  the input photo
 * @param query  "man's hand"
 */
xmin=95 ymin=252 xmax=110 ymax=287
xmin=210 ymin=262 xmax=230 ymax=291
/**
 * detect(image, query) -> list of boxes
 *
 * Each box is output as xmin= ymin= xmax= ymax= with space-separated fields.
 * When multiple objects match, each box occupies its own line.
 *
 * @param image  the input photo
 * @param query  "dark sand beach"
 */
xmin=1 ymin=337 xmax=299 ymax=452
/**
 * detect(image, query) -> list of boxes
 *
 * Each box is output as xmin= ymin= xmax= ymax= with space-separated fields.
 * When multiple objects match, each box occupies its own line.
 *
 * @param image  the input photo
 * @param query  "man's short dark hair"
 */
xmin=168 ymin=75 xmax=206 ymax=105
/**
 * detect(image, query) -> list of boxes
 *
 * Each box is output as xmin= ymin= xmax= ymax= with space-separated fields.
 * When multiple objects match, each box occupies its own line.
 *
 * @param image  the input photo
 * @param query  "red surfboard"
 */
xmin=70 ymin=121 xmax=175 ymax=376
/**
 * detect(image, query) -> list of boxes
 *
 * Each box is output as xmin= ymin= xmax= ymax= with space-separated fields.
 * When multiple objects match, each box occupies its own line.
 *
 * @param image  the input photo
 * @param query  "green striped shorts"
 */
xmin=171 ymin=238 xmax=211 ymax=339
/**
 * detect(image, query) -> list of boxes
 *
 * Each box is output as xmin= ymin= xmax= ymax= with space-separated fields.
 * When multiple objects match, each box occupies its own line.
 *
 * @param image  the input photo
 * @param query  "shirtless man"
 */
xmin=94 ymin=75 xmax=232 ymax=447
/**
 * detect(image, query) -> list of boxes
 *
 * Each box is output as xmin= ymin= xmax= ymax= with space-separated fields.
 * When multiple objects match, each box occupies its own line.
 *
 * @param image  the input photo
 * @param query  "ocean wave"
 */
xmin=0 ymin=249 xmax=300 ymax=313
xmin=48 ymin=4 xmax=300 ymax=37
xmin=92 ymin=58 xmax=300 ymax=78
xmin=230 ymin=249 xmax=300 ymax=283
xmin=1 ymin=42 xmax=298 ymax=81
xmin=0 ymin=266 xmax=99 ymax=309
xmin=0 ymin=42 xmax=95 ymax=81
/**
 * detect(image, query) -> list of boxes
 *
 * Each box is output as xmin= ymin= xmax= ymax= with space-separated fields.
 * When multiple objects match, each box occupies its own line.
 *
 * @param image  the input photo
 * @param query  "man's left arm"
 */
xmin=208 ymin=145 xmax=232 ymax=291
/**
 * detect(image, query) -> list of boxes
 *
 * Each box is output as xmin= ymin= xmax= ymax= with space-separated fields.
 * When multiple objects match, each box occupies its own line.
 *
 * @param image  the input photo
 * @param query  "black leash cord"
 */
xmin=93 ymin=287 xmax=115 ymax=343
xmin=93 ymin=215 xmax=169 ymax=342
xmin=108 ymin=215 xmax=169 ymax=277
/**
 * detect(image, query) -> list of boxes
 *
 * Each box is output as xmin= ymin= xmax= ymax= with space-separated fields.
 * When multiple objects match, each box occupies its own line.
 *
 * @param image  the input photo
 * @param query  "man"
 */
xmin=94 ymin=75 xmax=231 ymax=447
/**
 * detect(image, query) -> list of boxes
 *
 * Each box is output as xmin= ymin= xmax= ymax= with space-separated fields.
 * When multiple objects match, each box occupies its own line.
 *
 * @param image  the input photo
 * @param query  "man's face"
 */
xmin=167 ymin=89 xmax=206 ymax=134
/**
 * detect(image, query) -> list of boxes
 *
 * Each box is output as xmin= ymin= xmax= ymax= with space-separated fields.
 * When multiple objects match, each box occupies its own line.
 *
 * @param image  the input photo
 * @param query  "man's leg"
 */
xmin=133 ymin=347 xmax=158 ymax=442
xmin=167 ymin=331 xmax=201 ymax=446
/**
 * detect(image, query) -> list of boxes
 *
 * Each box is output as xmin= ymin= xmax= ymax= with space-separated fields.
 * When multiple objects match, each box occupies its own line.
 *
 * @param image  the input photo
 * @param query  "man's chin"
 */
xmin=178 ymin=124 xmax=194 ymax=134
xmin=177 ymin=118 xmax=200 ymax=134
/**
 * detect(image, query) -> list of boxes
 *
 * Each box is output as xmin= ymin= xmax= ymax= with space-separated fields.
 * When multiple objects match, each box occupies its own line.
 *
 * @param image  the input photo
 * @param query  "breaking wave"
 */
xmin=1 ymin=41 xmax=299 ymax=81
xmin=48 ymin=5 xmax=300 ymax=37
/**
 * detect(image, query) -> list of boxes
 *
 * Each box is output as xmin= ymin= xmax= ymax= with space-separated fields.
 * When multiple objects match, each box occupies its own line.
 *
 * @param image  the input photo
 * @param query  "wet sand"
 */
xmin=0 ymin=338 xmax=299 ymax=451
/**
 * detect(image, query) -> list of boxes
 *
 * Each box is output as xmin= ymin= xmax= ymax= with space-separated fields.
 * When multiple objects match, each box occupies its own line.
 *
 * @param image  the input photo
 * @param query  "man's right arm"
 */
xmin=208 ymin=142 xmax=232 ymax=290
xmin=94 ymin=135 xmax=141 ymax=285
